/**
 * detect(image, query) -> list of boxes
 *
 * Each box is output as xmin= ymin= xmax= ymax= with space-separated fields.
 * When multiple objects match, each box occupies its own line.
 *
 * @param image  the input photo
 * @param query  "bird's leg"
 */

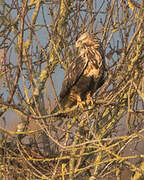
xmin=77 ymin=95 xmax=85 ymax=109
xmin=86 ymin=93 xmax=94 ymax=109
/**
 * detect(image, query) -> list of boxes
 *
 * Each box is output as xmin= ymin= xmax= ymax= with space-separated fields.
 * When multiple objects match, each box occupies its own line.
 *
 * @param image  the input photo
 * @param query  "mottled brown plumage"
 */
xmin=54 ymin=32 xmax=105 ymax=112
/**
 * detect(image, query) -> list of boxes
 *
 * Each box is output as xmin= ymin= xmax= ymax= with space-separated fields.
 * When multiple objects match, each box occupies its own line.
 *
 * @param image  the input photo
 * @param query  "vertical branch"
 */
xmin=7 ymin=1 xmax=27 ymax=103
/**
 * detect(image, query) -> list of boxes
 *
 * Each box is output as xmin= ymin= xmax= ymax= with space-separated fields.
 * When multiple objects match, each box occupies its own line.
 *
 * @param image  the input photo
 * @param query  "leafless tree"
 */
xmin=0 ymin=0 xmax=144 ymax=179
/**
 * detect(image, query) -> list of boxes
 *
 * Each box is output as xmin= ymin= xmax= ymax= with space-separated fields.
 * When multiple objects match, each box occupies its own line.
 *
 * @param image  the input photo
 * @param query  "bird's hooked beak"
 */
xmin=75 ymin=40 xmax=81 ymax=48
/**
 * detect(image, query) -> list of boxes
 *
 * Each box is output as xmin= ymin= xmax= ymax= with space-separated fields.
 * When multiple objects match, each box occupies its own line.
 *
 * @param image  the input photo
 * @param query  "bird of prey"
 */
xmin=53 ymin=32 xmax=105 ymax=113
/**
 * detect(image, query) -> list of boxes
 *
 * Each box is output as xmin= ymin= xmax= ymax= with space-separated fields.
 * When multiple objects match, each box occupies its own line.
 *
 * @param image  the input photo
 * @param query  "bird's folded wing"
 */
xmin=60 ymin=55 xmax=88 ymax=99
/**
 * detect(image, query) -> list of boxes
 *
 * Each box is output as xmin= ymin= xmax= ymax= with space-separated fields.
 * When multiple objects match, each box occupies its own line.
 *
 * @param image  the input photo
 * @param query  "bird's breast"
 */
xmin=84 ymin=61 xmax=100 ymax=78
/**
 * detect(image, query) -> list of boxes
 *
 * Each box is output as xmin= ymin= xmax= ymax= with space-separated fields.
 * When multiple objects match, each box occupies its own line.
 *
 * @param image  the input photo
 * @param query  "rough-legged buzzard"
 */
xmin=53 ymin=32 xmax=105 ymax=113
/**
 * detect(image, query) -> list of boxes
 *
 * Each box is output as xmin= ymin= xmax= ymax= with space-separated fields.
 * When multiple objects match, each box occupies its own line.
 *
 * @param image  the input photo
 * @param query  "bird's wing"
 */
xmin=60 ymin=55 xmax=88 ymax=99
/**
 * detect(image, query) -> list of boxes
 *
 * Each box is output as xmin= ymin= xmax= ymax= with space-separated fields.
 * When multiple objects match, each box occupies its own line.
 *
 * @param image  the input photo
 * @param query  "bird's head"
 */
xmin=75 ymin=32 xmax=97 ymax=49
